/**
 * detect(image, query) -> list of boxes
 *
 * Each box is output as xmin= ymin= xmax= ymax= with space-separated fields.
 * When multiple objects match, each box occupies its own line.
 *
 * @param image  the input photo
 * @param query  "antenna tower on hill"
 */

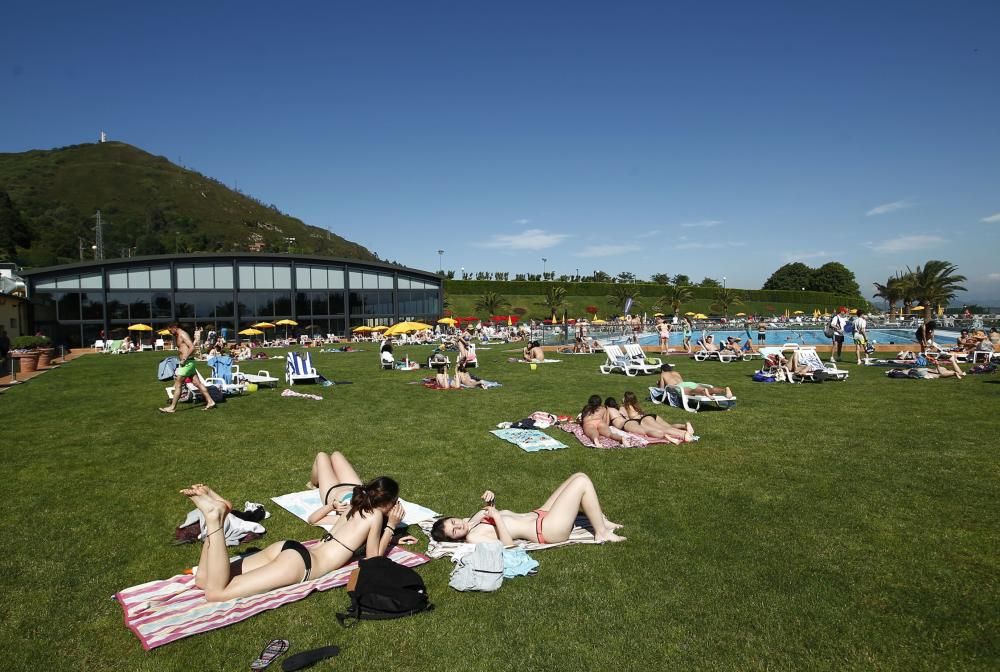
xmin=93 ymin=210 xmax=105 ymax=260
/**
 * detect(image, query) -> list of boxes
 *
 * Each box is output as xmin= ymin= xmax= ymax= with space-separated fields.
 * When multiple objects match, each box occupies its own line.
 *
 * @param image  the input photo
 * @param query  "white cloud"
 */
xmin=635 ymin=229 xmax=661 ymax=239
xmin=575 ymin=244 xmax=641 ymax=258
xmin=783 ymin=250 xmax=830 ymax=262
xmin=988 ymin=273 xmax=1000 ymax=281
xmin=868 ymin=234 xmax=946 ymax=253
xmin=866 ymin=200 xmax=912 ymax=216
xmin=981 ymin=213 xmax=1000 ymax=223
xmin=674 ymin=241 xmax=746 ymax=250
xmin=680 ymin=219 xmax=722 ymax=228
xmin=477 ymin=229 xmax=569 ymax=251
xmin=513 ymin=218 xmax=531 ymax=225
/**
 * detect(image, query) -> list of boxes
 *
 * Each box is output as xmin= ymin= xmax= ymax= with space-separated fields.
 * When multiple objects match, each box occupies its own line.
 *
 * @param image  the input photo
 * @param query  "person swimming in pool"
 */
xmin=430 ymin=473 xmax=625 ymax=546
xmin=181 ymin=479 xmax=403 ymax=602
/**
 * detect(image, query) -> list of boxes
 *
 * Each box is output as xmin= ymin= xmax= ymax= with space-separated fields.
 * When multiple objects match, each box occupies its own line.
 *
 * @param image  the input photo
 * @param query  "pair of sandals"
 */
xmin=251 ymin=639 xmax=340 ymax=671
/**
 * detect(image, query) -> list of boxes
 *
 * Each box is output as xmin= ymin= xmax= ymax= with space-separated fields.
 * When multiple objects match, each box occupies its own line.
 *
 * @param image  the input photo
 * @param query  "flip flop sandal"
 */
xmin=281 ymin=645 xmax=340 ymax=671
xmin=250 ymin=639 xmax=290 ymax=670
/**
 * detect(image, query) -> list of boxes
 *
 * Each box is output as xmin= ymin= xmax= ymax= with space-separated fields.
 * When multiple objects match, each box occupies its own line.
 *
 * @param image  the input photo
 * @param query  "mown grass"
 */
xmin=0 ymin=347 xmax=997 ymax=671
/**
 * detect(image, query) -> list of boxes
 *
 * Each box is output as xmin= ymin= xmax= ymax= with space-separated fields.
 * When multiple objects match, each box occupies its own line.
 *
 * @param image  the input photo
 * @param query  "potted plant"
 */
xmin=35 ymin=335 xmax=54 ymax=368
xmin=10 ymin=336 xmax=43 ymax=375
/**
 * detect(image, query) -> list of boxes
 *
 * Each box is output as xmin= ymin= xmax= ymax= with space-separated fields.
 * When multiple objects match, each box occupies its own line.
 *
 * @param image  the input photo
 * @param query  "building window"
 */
xmin=149 ymin=267 xmax=171 ymax=289
xmin=80 ymin=273 xmax=103 ymax=289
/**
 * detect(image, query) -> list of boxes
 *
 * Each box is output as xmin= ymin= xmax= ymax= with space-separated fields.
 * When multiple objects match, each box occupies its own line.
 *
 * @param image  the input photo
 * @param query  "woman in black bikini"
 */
xmin=430 ymin=473 xmax=625 ymax=545
xmin=603 ymin=397 xmax=675 ymax=443
xmin=181 ymin=479 xmax=402 ymax=602
xmin=306 ymin=451 xmax=367 ymax=525
xmin=621 ymin=391 xmax=694 ymax=443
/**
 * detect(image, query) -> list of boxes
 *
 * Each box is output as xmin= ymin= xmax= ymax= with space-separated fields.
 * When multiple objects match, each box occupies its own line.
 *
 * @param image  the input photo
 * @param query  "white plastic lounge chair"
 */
xmin=599 ymin=345 xmax=659 ymax=376
xmin=648 ymin=384 xmax=737 ymax=412
xmin=154 ymin=338 xmax=165 ymax=351
xmin=285 ymin=352 xmax=319 ymax=385
xmin=793 ymin=347 xmax=849 ymax=381
xmin=692 ymin=341 xmax=736 ymax=362
xmin=94 ymin=339 xmax=105 ymax=351
xmin=231 ymin=365 xmax=279 ymax=388
xmin=624 ymin=344 xmax=662 ymax=368
xmin=380 ymin=350 xmax=395 ymax=370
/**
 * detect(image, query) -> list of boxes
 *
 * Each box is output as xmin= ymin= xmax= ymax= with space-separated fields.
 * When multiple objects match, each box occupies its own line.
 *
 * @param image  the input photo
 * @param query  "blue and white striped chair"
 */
xmin=285 ymin=351 xmax=320 ymax=386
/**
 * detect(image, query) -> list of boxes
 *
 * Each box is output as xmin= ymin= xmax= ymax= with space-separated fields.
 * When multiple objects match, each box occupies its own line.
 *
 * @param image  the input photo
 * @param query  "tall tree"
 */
xmin=0 ymin=189 xmax=31 ymax=257
xmin=810 ymin=262 xmax=860 ymax=296
xmin=538 ymin=285 xmax=568 ymax=320
xmin=711 ymin=287 xmax=743 ymax=318
xmin=872 ymin=273 xmax=906 ymax=317
xmin=474 ymin=291 xmax=510 ymax=316
xmin=698 ymin=277 xmax=721 ymax=288
xmin=671 ymin=274 xmax=691 ymax=286
xmin=762 ymin=262 xmax=813 ymax=291
xmin=657 ymin=284 xmax=694 ymax=316
xmin=650 ymin=273 xmax=671 ymax=285
xmin=905 ymin=261 xmax=967 ymax=320
xmin=617 ymin=271 xmax=636 ymax=283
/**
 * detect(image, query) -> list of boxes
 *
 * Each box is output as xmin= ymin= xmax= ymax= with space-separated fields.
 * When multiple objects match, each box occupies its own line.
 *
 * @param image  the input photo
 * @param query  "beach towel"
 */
xmin=281 ymin=389 xmax=323 ymax=401
xmin=271 ymin=489 xmax=439 ymax=532
xmin=115 ymin=545 xmax=429 ymax=650
xmin=418 ymin=516 xmax=600 ymax=560
xmin=490 ymin=428 xmax=567 ymax=452
xmin=556 ymin=421 xmax=680 ymax=449
xmin=509 ymin=358 xmax=562 ymax=364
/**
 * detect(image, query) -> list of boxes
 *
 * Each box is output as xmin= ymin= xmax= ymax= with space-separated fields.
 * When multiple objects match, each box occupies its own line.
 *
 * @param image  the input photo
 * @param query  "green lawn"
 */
xmin=1 ymin=347 xmax=997 ymax=671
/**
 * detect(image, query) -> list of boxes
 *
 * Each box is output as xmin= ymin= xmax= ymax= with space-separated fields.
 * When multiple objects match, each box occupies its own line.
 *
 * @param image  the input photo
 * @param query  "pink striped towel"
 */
xmin=115 ymin=544 xmax=429 ymax=650
xmin=557 ymin=421 xmax=669 ymax=449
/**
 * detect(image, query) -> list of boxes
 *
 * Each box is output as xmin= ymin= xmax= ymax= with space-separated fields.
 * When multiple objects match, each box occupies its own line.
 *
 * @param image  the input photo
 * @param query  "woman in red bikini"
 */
xmin=430 ymin=473 xmax=626 ymax=545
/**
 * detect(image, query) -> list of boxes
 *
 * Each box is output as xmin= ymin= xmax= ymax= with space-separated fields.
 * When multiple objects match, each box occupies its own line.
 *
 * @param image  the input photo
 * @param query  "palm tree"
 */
xmin=905 ymin=260 xmax=967 ymax=320
xmin=607 ymin=285 xmax=641 ymax=315
xmin=538 ymin=285 xmax=568 ymax=321
xmin=656 ymin=284 xmax=694 ymax=316
xmin=474 ymin=291 xmax=510 ymax=316
xmin=872 ymin=273 xmax=906 ymax=317
xmin=710 ymin=287 xmax=743 ymax=319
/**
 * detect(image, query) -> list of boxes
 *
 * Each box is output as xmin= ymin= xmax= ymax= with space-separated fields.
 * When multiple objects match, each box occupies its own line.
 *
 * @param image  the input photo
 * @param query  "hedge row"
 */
xmin=443 ymin=279 xmax=862 ymax=308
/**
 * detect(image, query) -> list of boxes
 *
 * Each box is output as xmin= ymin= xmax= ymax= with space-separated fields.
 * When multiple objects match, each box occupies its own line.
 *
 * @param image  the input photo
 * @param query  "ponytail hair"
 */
xmin=347 ymin=476 xmax=399 ymax=519
xmin=604 ymin=397 xmax=619 ymax=409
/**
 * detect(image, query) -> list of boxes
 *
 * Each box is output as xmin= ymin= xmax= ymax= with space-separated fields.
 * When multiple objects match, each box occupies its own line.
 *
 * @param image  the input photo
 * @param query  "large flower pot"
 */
xmin=36 ymin=347 xmax=54 ymax=368
xmin=12 ymin=351 xmax=39 ymax=375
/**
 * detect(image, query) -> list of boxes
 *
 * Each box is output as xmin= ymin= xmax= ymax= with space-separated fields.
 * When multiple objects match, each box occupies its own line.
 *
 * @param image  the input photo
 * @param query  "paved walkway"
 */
xmin=0 ymin=349 xmax=90 ymax=391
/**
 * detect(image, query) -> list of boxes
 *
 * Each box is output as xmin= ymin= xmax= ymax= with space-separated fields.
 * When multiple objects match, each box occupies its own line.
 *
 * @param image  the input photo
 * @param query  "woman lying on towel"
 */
xmin=181 ymin=479 xmax=403 ymax=601
xmin=620 ymin=391 xmax=696 ymax=442
xmin=430 ymin=473 xmax=626 ymax=545
xmin=605 ymin=397 xmax=685 ymax=444
xmin=580 ymin=394 xmax=630 ymax=447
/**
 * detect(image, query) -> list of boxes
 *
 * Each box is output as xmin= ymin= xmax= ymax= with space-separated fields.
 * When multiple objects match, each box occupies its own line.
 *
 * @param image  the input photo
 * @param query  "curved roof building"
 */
xmin=20 ymin=253 xmax=442 ymax=348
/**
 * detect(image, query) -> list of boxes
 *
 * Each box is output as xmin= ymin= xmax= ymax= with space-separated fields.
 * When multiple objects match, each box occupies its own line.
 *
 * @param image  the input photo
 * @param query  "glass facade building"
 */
xmin=21 ymin=254 xmax=442 ymax=348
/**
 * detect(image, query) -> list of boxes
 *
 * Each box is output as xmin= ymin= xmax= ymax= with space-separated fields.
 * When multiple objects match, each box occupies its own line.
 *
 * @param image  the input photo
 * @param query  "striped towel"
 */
xmin=418 ymin=515 xmax=599 ymax=559
xmin=558 ymin=421 xmax=655 ymax=449
xmin=115 ymin=544 xmax=429 ymax=650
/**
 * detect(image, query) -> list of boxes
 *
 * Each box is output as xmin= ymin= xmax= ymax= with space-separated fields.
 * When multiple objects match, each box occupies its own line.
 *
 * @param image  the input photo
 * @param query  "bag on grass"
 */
xmin=336 ymin=557 xmax=432 ymax=626
xmin=449 ymin=542 xmax=504 ymax=592
xmin=752 ymin=371 xmax=776 ymax=383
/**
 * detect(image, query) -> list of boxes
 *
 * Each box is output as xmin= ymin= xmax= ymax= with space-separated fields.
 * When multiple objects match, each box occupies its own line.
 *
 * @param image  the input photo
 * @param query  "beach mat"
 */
xmin=490 ymin=428 xmax=567 ymax=452
xmin=115 ymin=545 xmax=429 ymax=650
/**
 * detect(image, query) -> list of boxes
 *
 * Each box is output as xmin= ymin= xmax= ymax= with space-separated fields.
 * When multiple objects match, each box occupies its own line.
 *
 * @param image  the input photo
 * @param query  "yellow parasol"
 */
xmin=352 ymin=325 xmax=371 ymax=333
xmin=793 ymin=310 xmax=804 ymax=314
xmin=437 ymin=317 xmax=457 ymax=325
xmin=252 ymin=322 xmax=276 ymax=329
xmin=735 ymin=312 xmax=746 ymax=317
xmin=694 ymin=313 xmax=708 ymax=319
xmin=239 ymin=328 xmax=263 ymax=336
xmin=275 ymin=318 xmax=298 ymax=338
xmin=128 ymin=324 xmax=153 ymax=331
xmin=384 ymin=321 xmax=433 ymax=336
xmin=685 ymin=311 xmax=696 ymax=316
xmin=911 ymin=305 xmax=925 ymax=311
xmin=653 ymin=313 xmax=664 ymax=317
xmin=156 ymin=328 xmax=172 ymax=336
xmin=370 ymin=325 xmax=388 ymax=331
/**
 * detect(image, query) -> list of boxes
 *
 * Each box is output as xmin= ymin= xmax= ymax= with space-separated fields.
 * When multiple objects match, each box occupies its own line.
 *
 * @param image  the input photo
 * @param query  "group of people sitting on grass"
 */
xmin=697 ymin=333 xmax=758 ymax=356
xmin=182 ymin=451 xmax=623 ymax=602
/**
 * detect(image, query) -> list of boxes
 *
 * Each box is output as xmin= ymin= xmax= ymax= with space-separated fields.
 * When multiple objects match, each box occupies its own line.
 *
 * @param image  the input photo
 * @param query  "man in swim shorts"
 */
xmin=159 ymin=322 xmax=217 ymax=413
xmin=657 ymin=366 xmax=734 ymax=399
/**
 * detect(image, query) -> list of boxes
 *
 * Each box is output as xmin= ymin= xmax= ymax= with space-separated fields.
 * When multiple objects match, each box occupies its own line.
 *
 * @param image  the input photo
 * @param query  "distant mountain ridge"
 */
xmin=0 ymin=141 xmax=378 ymax=267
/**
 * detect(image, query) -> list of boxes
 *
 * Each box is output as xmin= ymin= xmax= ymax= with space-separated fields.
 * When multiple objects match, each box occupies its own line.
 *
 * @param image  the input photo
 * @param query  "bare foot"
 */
xmin=305 ymin=481 xmax=318 ymax=490
xmin=203 ymin=402 xmax=217 ymax=411
xmin=604 ymin=519 xmax=624 ymax=530
xmin=181 ymin=485 xmax=228 ymax=518
xmin=594 ymin=530 xmax=627 ymax=543
xmin=192 ymin=484 xmax=233 ymax=512
xmin=686 ymin=422 xmax=694 ymax=435
xmin=158 ymin=407 xmax=175 ymax=414
xmin=724 ymin=387 xmax=734 ymax=399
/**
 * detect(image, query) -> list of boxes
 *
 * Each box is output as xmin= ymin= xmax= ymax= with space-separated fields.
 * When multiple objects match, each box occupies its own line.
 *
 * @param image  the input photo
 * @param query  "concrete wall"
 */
xmin=0 ymin=295 xmax=28 ymax=338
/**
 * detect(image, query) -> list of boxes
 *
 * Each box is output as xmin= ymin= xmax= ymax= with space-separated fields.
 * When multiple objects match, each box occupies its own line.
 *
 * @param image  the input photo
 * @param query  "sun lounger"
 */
xmin=624 ymin=344 xmax=663 ymax=368
xmin=648 ymin=384 xmax=737 ymax=412
xmin=231 ymin=365 xmax=279 ymax=388
xmin=599 ymin=345 xmax=658 ymax=376
xmin=285 ymin=351 xmax=319 ymax=385
xmin=793 ymin=347 xmax=849 ymax=382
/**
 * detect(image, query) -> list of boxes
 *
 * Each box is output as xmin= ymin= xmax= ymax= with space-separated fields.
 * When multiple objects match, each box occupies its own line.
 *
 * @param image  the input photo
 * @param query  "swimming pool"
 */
xmin=602 ymin=328 xmax=959 ymax=347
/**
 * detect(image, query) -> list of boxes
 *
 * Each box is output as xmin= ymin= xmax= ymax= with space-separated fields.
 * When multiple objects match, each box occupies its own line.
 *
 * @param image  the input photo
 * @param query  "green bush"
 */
xmin=12 ymin=335 xmax=46 ymax=350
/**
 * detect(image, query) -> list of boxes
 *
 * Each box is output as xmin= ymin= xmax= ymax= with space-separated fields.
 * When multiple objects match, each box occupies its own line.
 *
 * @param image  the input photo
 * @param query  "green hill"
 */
xmin=0 ymin=141 xmax=378 ymax=267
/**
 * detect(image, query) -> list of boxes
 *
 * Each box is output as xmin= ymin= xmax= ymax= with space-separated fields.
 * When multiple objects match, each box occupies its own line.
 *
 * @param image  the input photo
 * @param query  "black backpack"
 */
xmin=336 ymin=557 xmax=432 ymax=626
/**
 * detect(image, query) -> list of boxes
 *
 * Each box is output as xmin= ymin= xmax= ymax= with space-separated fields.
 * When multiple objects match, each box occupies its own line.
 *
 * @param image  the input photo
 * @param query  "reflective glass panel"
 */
xmin=254 ymin=265 xmax=273 ymax=289
xmin=296 ymin=266 xmax=311 ymax=289
xmin=58 ymin=292 xmax=81 ymax=320
xmin=328 ymin=269 xmax=344 ymax=289
xmin=311 ymin=267 xmax=328 ymax=289
xmin=128 ymin=269 xmax=150 ymax=289
xmin=108 ymin=271 xmax=128 ymax=289
xmin=149 ymin=267 xmax=171 ymax=288
xmin=80 ymin=273 xmax=103 ymax=289
xmin=238 ymin=264 xmax=255 ymax=289
xmin=214 ymin=265 xmax=234 ymax=289
xmin=273 ymin=265 xmax=291 ymax=289
xmin=176 ymin=266 xmax=195 ymax=289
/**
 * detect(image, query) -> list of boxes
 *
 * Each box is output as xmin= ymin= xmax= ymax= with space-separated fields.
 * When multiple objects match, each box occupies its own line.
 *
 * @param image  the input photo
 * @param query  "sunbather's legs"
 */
xmin=191 ymin=376 xmax=216 ymax=410
xmin=539 ymin=474 xmax=625 ymax=544
xmin=182 ymin=485 xmax=302 ymax=601
xmin=159 ymin=376 xmax=185 ymax=413
xmin=310 ymin=452 xmax=361 ymax=500
xmin=694 ymin=385 xmax=733 ymax=399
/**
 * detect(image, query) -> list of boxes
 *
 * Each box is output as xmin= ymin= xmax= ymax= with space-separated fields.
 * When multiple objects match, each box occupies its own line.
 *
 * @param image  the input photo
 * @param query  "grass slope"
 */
xmin=0 ymin=142 xmax=377 ymax=265
xmin=0 ymin=348 xmax=997 ymax=671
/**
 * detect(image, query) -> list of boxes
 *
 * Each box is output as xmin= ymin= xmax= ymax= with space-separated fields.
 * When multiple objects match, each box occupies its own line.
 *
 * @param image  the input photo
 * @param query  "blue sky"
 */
xmin=2 ymin=1 xmax=999 ymax=303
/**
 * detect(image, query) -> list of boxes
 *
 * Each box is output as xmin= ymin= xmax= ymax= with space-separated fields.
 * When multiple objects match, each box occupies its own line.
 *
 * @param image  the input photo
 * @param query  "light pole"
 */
xmin=437 ymin=249 xmax=444 ymax=273
xmin=542 ymin=258 xmax=547 ymax=279
xmin=461 ymin=266 xmax=465 ymax=280
xmin=576 ymin=267 xmax=580 ymax=281
xmin=723 ymin=276 xmax=726 ymax=289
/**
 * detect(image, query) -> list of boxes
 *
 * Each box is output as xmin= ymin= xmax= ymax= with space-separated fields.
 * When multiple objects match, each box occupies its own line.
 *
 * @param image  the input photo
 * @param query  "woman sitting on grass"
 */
xmin=522 ymin=341 xmax=545 ymax=362
xmin=181 ymin=479 xmax=404 ymax=602
xmin=430 ymin=473 xmax=625 ymax=545
xmin=620 ymin=391 xmax=695 ymax=443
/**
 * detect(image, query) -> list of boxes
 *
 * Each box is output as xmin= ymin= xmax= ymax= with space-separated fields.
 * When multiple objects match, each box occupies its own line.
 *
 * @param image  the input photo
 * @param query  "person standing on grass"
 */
xmin=656 ymin=317 xmax=671 ymax=354
xmin=828 ymin=306 xmax=849 ymax=363
xmin=852 ymin=309 xmax=869 ymax=365
xmin=159 ymin=322 xmax=216 ymax=413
